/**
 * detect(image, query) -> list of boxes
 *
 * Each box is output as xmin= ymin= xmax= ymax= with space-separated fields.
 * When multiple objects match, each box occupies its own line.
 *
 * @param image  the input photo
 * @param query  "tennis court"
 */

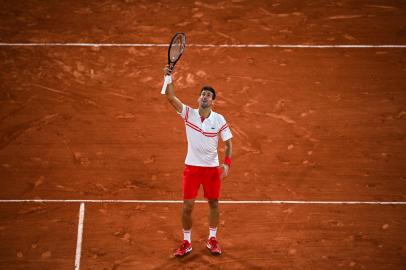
xmin=0 ymin=1 xmax=405 ymax=269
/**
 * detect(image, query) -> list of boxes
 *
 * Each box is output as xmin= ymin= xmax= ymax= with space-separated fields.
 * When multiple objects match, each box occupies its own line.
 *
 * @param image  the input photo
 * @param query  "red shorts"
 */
xmin=183 ymin=165 xmax=222 ymax=200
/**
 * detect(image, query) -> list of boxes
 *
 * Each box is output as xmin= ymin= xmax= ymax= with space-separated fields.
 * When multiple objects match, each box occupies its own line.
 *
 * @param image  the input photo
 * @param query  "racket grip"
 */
xmin=161 ymin=80 xmax=169 ymax=94
xmin=161 ymin=75 xmax=172 ymax=95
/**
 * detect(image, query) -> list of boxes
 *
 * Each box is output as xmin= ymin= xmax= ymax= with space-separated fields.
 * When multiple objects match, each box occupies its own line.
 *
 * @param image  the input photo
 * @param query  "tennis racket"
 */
xmin=161 ymin=32 xmax=186 ymax=94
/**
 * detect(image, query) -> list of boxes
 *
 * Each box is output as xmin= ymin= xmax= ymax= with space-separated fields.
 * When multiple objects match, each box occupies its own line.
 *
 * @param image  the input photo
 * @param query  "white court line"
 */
xmin=74 ymin=203 xmax=85 ymax=270
xmin=0 ymin=42 xmax=405 ymax=48
xmin=0 ymin=199 xmax=405 ymax=205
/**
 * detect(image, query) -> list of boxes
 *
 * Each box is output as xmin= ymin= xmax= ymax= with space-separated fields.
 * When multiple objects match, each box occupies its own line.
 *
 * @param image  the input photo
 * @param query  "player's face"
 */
xmin=198 ymin=90 xmax=214 ymax=109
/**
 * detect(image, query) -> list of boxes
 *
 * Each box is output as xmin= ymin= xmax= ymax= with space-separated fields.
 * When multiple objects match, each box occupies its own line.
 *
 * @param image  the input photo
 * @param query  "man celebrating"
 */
xmin=162 ymin=66 xmax=233 ymax=257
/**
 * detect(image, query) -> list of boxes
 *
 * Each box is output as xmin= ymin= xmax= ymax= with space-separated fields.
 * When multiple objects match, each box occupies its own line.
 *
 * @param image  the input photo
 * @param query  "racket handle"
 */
xmin=161 ymin=75 xmax=172 ymax=95
xmin=161 ymin=80 xmax=169 ymax=94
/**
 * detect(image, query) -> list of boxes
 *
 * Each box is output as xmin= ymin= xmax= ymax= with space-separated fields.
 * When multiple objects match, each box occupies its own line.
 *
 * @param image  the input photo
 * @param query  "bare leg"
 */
xmin=182 ymin=200 xmax=195 ymax=230
xmin=208 ymin=199 xmax=219 ymax=228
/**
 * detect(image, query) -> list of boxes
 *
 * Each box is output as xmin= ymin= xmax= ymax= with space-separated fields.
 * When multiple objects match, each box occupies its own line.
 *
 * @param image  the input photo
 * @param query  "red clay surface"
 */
xmin=1 ymin=0 xmax=406 ymax=44
xmin=0 ymin=0 xmax=405 ymax=269
xmin=0 ymin=204 xmax=79 ymax=270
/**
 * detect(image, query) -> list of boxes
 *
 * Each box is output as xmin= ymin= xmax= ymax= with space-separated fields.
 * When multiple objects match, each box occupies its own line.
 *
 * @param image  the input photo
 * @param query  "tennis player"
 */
xmin=162 ymin=65 xmax=233 ymax=257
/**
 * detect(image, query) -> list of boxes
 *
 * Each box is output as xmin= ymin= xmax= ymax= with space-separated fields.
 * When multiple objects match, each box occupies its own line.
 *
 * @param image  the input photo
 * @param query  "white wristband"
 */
xmin=164 ymin=75 xmax=172 ymax=84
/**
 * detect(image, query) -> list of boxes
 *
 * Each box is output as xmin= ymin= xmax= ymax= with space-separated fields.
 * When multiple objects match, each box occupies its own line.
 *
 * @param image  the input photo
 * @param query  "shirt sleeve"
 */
xmin=177 ymin=104 xmax=188 ymax=120
xmin=219 ymin=116 xmax=233 ymax=141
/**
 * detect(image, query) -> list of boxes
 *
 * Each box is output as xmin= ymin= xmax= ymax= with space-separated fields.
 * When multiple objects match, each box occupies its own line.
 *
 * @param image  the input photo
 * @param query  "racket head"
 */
xmin=167 ymin=32 xmax=186 ymax=67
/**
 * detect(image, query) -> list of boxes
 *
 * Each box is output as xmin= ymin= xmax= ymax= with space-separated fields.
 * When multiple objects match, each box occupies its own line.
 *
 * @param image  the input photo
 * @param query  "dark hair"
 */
xmin=200 ymin=86 xmax=216 ymax=100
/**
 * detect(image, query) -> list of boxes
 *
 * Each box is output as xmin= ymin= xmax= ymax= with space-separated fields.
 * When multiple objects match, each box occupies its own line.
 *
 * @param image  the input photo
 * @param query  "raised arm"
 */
xmin=163 ymin=65 xmax=183 ymax=113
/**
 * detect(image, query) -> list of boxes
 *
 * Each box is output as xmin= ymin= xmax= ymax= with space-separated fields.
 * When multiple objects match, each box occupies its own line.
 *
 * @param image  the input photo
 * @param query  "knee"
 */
xmin=183 ymin=201 xmax=194 ymax=215
xmin=208 ymin=199 xmax=219 ymax=209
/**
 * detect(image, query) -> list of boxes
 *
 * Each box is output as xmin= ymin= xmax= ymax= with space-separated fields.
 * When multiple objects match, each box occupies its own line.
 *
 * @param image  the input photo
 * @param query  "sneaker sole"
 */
xmin=206 ymin=244 xmax=222 ymax=256
xmin=175 ymin=247 xmax=192 ymax=257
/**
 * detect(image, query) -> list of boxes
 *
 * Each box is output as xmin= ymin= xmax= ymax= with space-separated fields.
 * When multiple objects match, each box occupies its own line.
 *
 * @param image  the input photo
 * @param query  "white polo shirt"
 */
xmin=178 ymin=104 xmax=233 ymax=167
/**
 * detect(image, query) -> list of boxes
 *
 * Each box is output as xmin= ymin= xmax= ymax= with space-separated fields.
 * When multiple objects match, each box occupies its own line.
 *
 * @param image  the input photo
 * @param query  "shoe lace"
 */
xmin=180 ymin=241 xmax=189 ymax=249
xmin=209 ymin=238 xmax=218 ymax=248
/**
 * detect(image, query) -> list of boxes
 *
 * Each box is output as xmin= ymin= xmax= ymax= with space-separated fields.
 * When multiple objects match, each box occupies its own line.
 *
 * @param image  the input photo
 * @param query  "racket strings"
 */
xmin=169 ymin=35 xmax=185 ymax=63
